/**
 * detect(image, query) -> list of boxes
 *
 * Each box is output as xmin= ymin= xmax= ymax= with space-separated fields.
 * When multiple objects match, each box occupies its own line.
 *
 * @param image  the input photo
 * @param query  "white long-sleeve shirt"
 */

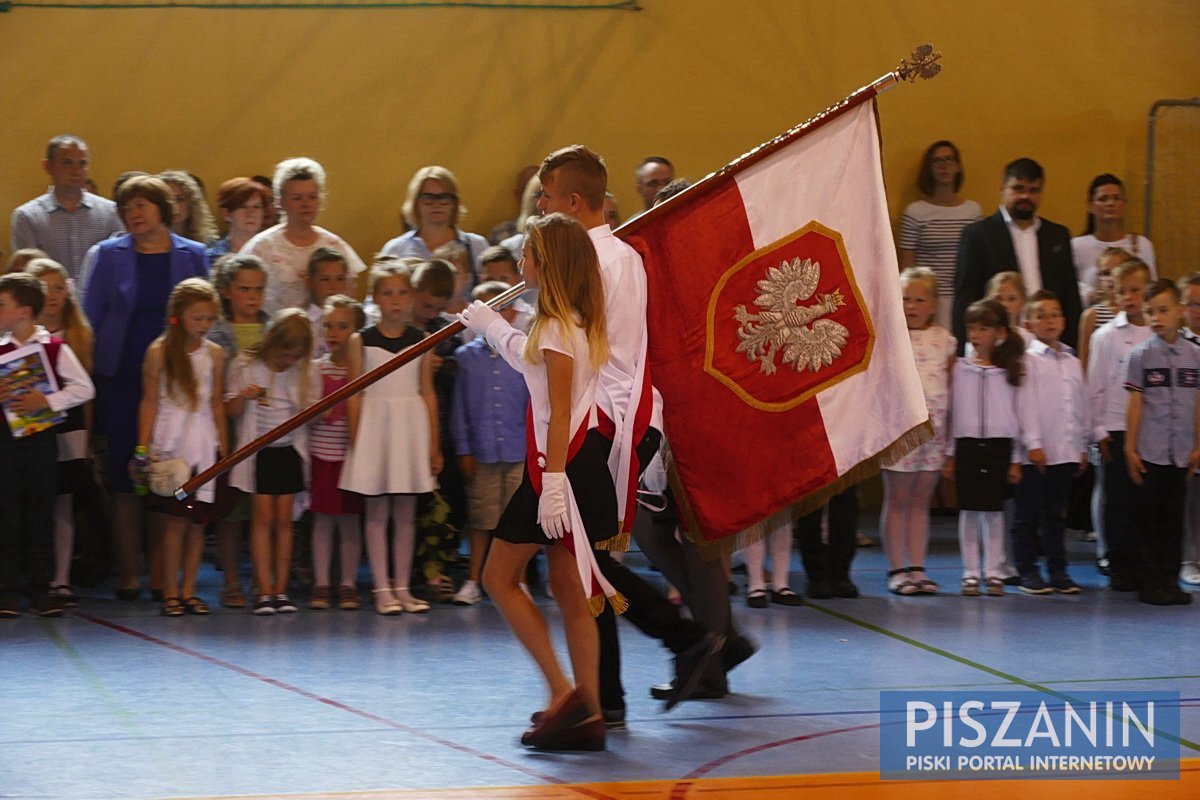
xmin=945 ymin=358 xmax=1021 ymax=458
xmin=1017 ymin=339 xmax=1088 ymax=465
xmin=1086 ymin=312 xmax=1152 ymax=441
xmin=0 ymin=325 xmax=95 ymax=414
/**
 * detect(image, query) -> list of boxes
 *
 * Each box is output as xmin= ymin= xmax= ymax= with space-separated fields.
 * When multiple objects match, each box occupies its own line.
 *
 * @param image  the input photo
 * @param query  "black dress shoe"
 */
xmin=1170 ymin=587 xmax=1194 ymax=605
xmin=521 ymin=689 xmax=588 ymax=746
xmin=771 ymin=588 xmax=804 ymax=606
xmin=1137 ymin=587 xmax=1175 ymax=606
xmin=525 ymin=717 xmax=606 ymax=751
xmin=806 ymin=579 xmax=834 ymax=599
xmin=831 ymin=579 xmax=859 ymax=598
xmin=665 ymin=632 xmax=725 ymax=710
xmin=650 ymin=680 xmax=728 ymax=702
xmin=722 ymin=634 xmax=757 ymax=673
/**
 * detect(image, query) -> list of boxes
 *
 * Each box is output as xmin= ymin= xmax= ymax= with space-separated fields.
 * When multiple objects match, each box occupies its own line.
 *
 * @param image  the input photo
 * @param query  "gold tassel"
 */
xmin=593 ymin=531 xmax=631 ymax=552
xmin=587 ymin=591 xmax=628 ymax=617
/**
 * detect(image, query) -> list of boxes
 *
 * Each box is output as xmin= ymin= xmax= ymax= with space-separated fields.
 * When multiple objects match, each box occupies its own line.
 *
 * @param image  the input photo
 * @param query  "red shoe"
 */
xmin=520 ymin=689 xmax=588 ymax=747
xmin=526 ymin=716 xmax=606 ymax=751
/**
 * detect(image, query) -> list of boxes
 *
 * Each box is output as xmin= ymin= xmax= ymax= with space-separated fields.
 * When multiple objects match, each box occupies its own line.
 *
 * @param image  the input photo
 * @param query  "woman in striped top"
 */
xmin=898 ymin=141 xmax=982 ymax=329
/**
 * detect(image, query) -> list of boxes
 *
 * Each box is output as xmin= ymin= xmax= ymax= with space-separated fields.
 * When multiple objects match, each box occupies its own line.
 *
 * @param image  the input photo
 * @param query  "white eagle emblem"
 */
xmin=733 ymin=257 xmax=849 ymax=375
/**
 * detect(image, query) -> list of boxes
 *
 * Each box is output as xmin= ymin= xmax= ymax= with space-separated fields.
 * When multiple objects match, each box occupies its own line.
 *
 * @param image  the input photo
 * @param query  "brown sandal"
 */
xmin=183 ymin=596 xmax=211 ymax=615
xmin=161 ymin=597 xmax=185 ymax=617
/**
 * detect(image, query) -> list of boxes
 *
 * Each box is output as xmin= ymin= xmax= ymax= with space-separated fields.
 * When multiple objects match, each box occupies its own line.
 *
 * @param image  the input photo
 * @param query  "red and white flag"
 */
xmin=621 ymin=100 xmax=928 ymax=542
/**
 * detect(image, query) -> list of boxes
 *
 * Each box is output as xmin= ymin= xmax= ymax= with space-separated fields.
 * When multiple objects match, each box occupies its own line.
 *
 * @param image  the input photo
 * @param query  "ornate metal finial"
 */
xmin=897 ymin=44 xmax=942 ymax=82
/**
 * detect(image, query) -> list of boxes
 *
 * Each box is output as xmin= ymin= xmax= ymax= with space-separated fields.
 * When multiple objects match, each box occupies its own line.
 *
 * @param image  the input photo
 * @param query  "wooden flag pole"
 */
xmin=175 ymin=281 xmax=529 ymax=501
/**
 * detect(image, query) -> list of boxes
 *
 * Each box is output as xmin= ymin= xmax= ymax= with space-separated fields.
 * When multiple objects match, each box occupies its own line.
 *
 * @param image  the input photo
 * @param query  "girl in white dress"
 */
xmin=226 ymin=309 xmax=316 ymax=615
xmin=459 ymin=212 xmax=615 ymax=752
xmin=137 ymin=278 xmax=227 ymax=616
xmin=339 ymin=262 xmax=442 ymax=615
xmin=881 ymin=269 xmax=955 ymax=595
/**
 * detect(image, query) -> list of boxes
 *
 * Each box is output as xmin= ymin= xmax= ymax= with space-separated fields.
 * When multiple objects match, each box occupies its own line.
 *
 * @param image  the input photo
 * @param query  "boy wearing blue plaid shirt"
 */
xmin=1124 ymin=278 xmax=1200 ymax=606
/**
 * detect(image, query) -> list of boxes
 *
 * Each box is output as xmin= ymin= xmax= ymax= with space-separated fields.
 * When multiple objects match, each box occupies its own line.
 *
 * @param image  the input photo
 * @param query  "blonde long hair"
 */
xmin=245 ymin=308 xmax=314 ymax=405
xmin=160 ymin=278 xmax=220 ymax=411
xmin=521 ymin=213 xmax=607 ymax=369
xmin=26 ymin=257 xmax=95 ymax=374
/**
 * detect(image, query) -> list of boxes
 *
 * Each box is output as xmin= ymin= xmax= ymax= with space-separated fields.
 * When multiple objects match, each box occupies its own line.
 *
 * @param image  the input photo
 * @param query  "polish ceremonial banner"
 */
xmin=620 ymin=100 xmax=929 ymax=542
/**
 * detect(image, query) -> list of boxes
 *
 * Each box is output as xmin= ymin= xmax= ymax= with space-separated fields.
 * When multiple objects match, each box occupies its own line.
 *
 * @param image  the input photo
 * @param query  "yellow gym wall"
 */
xmin=2 ymin=0 xmax=1197 ymax=275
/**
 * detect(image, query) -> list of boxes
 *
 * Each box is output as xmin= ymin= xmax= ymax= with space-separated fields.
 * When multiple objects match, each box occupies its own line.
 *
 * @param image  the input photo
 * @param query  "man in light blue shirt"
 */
xmin=10 ymin=135 xmax=123 ymax=279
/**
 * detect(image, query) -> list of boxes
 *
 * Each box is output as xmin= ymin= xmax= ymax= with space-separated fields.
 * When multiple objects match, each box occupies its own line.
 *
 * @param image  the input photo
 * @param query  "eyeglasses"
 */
xmin=418 ymin=192 xmax=457 ymax=204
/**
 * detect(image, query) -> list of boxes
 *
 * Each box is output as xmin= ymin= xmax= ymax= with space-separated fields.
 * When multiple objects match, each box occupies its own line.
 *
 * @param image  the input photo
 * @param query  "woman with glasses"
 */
xmin=381 ymin=166 xmax=489 ymax=302
xmin=897 ymin=141 xmax=982 ymax=329
xmin=206 ymin=178 xmax=272 ymax=262
xmin=240 ymin=157 xmax=366 ymax=314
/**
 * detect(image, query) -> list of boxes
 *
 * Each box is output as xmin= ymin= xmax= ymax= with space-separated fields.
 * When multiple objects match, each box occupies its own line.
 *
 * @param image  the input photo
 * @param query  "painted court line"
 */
xmin=802 ymin=600 xmax=1200 ymax=752
xmin=75 ymin=612 xmax=618 ymax=800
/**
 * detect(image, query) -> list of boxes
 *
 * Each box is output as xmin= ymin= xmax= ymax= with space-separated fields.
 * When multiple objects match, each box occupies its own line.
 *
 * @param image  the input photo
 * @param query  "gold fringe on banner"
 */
xmin=593 ymin=531 xmax=631 ymax=552
xmin=589 ymin=591 xmax=627 ymax=617
xmin=671 ymin=418 xmax=933 ymax=561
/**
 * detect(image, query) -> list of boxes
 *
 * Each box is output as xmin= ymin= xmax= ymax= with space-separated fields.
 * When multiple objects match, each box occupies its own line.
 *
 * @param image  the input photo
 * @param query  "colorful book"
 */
xmin=0 ymin=342 xmax=66 ymax=438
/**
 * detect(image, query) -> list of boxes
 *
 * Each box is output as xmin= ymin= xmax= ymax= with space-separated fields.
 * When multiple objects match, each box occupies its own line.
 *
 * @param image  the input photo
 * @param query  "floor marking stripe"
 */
xmin=803 ymin=601 xmax=1200 ymax=752
xmin=76 ymin=612 xmax=618 ymax=800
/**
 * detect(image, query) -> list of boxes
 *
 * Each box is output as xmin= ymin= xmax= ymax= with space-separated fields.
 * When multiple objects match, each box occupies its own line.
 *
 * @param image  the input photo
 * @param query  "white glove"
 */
xmin=457 ymin=299 xmax=503 ymax=337
xmin=538 ymin=472 xmax=570 ymax=539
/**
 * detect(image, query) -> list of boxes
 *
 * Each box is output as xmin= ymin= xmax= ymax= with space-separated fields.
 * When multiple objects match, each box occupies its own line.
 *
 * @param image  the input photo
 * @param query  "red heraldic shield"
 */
xmin=621 ymin=101 xmax=928 ymax=541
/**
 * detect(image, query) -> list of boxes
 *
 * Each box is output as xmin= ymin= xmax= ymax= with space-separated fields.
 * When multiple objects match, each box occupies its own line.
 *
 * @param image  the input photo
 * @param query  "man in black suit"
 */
xmin=952 ymin=158 xmax=1081 ymax=350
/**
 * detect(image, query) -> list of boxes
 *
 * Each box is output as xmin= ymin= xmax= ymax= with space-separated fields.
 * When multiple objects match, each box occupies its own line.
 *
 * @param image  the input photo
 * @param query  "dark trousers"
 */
xmin=1012 ymin=463 xmax=1075 ymax=576
xmin=1131 ymin=462 xmax=1187 ymax=591
xmin=0 ymin=433 xmax=59 ymax=597
xmin=1102 ymin=431 xmax=1136 ymax=581
xmin=594 ymin=549 xmax=708 ymax=710
xmin=795 ymin=484 xmax=858 ymax=582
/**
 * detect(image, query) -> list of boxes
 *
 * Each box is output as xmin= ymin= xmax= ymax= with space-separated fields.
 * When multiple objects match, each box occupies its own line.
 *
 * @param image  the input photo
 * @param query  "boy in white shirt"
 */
xmin=0 ymin=273 xmax=95 ymax=617
xmin=1177 ymin=273 xmax=1200 ymax=586
xmin=1087 ymin=259 xmax=1153 ymax=591
xmin=1014 ymin=290 xmax=1088 ymax=594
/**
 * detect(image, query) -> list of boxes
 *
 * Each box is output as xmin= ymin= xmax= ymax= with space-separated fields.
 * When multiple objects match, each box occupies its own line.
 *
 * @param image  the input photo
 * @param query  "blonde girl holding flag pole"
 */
xmin=458 ymin=212 xmax=618 ymax=752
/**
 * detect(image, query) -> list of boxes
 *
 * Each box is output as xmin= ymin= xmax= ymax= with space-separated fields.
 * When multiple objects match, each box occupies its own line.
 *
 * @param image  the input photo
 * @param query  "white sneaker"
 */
xmin=1180 ymin=562 xmax=1200 ymax=586
xmin=451 ymin=580 xmax=482 ymax=606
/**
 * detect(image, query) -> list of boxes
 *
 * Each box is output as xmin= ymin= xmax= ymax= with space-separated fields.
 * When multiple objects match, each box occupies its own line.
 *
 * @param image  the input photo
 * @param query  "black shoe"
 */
xmin=722 ymin=634 xmax=757 ymax=673
xmin=664 ymin=632 xmax=726 ymax=711
xmin=1001 ymin=576 xmax=1020 ymax=587
xmin=1110 ymin=575 xmax=1137 ymax=592
xmin=746 ymin=588 xmax=768 ymax=608
xmin=771 ymin=588 xmax=804 ymax=606
xmin=0 ymin=593 xmax=19 ymax=618
xmin=806 ymin=579 xmax=834 ymax=599
xmin=649 ymin=680 xmax=728 ymax=702
xmin=31 ymin=593 xmax=65 ymax=617
xmin=831 ymin=579 xmax=859 ymax=598
xmin=602 ymin=707 xmax=627 ymax=730
xmin=1138 ymin=587 xmax=1175 ymax=606
xmin=1168 ymin=586 xmax=1193 ymax=606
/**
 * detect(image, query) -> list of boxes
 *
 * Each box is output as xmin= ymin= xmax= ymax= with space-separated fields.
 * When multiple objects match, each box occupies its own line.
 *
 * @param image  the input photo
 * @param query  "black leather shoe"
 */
xmin=664 ymin=632 xmax=725 ymax=711
xmin=1137 ymin=587 xmax=1175 ymax=606
xmin=1110 ymin=576 xmax=1137 ymax=592
xmin=806 ymin=579 xmax=834 ymax=599
xmin=650 ymin=680 xmax=728 ymax=702
xmin=831 ymin=579 xmax=859 ymax=598
xmin=722 ymin=634 xmax=757 ymax=673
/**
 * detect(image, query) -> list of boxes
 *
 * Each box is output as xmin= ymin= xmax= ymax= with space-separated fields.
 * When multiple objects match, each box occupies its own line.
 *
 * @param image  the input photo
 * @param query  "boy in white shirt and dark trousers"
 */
xmin=1123 ymin=278 xmax=1200 ymax=606
xmin=0 ymin=273 xmax=95 ymax=617
xmin=1014 ymin=290 xmax=1087 ymax=594
xmin=1087 ymin=258 xmax=1153 ymax=592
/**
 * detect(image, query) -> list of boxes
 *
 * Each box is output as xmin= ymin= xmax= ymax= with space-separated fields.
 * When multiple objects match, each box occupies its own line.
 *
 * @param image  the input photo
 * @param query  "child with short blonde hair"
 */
xmin=225 ymin=309 xmax=317 ymax=615
xmin=308 ymin=295 xmax=366 ymax=611
xmin=881 ymin=268 xmax=955 ymax=595
xmin=339 ymin=262 xmax=442 ymax=614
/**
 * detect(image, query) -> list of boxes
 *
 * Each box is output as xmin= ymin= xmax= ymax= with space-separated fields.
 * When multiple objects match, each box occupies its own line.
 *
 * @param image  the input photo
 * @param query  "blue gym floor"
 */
xmin=2 ymin=511 xmax=1197 ymax=800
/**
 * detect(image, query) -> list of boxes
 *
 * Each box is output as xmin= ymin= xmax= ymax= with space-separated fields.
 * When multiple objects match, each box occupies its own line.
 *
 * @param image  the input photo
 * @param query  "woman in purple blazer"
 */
xmin=82 ymin=175 xmax=209 ymax=601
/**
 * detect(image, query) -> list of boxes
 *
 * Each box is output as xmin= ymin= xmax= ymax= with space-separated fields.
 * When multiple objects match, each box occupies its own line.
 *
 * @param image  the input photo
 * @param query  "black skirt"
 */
xmin=953 ymin=437 xmax=1013 ymax=512
xmin=255 ymin=445 xmax=304 ymax=496
xmin=493 ymin=429 xmax=617 ymax=546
